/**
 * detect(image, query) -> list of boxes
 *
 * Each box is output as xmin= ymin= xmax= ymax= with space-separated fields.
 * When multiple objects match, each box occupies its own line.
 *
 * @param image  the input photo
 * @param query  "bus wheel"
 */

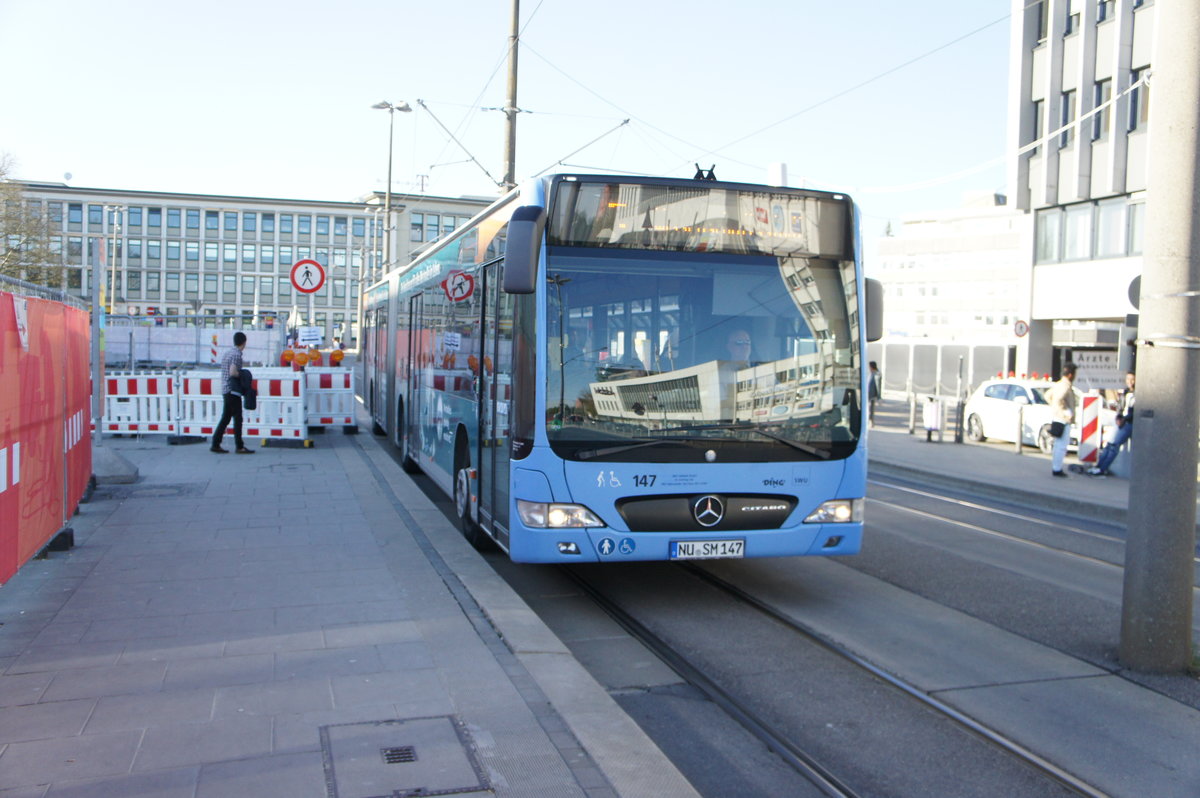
xmin=454 ymin=444 xmax=488 ymax=550
xmin=399 ymin=404 xmax=420 ymax=474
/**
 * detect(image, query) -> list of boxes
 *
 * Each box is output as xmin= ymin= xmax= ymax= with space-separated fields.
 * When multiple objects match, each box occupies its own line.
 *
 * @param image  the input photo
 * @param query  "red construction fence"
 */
xmin=0 ymin=290 xmax=91 ymax=584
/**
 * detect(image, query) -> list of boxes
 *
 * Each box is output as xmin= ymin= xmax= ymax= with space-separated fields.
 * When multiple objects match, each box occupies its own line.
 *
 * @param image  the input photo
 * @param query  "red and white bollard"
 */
xmin=1077 ymin=394 xmax=1100 ymax=464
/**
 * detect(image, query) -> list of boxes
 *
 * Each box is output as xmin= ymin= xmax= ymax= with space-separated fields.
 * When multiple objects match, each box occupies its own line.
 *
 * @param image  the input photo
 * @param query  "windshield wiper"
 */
xmin=576 ymin=439 xmax=677 ymax=460
xmin=655 ymin=422 xmax=832 ymax=460
xmin=576 ymin=424 xmax=831 ymax=461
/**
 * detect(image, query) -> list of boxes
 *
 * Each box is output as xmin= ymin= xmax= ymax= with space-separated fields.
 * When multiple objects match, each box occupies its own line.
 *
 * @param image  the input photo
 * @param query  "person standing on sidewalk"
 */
xmin=868 ymin=361 xmax=881 ymax=427
xmin=211 ymin=332 xmax=254 ymax=454
xmin=1089 ymin=371 xmax=1135 ymax=476
xmin=1046 ymin=363 xmax=1076 ymax=477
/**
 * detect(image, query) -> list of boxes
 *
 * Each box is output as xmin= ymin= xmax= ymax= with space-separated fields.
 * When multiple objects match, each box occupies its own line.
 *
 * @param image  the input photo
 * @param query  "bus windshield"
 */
xmin=545 ymin=248 xmax=862 ymax=462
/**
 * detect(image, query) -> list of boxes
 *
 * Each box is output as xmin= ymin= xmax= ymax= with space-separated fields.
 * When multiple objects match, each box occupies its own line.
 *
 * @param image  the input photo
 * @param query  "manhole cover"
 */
xmin=270 ymin=463 xmax=315 ymax=473
xmin=321 ymin=716 xmax=489 ymax=798
xmin=92 ymin=482 xmax=207 ymax=501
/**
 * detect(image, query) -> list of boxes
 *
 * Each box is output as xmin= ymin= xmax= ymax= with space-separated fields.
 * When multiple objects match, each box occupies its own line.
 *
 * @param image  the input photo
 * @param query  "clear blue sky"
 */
xmin=0 ymin=0 xmax=1011 ymax=237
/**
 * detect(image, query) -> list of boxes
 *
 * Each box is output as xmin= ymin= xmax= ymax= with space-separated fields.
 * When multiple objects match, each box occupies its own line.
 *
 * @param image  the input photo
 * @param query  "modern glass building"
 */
xmin=13 ymin=181 xmax=490 ymax=344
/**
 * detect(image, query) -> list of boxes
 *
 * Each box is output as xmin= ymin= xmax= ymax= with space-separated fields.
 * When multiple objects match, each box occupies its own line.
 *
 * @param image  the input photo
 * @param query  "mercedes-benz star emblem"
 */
xmin=692 ymin=495 xmax=725 ymax=528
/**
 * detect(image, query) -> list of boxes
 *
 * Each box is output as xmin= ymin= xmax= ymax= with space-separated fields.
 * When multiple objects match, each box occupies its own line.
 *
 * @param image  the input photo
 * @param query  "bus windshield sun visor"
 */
xmin=503 ymin=205 xmax=547 ymax=294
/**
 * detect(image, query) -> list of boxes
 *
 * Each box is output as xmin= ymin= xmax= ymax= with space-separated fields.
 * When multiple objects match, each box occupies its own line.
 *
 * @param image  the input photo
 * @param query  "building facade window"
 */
xmin=1035 ymin=0 xmax=1050 ymax=42
xmin=206 ymin=211 xmax=219 ymax=230
xmin=187 ymin=208 xmax=200 ymax=229
xmin=167 ymin=208 xmax=181 ymax=229
xmin=242 ymin=244 xmax=255 ymax=263
xmin=88 ymin=205 xmax=103 ymax=226
xmin=223 ymin=243 xmax=236 ymax=263
xmin=1060 ymin=90 xmax=1076 ymax=148
xmin=186 ymin=241 xmax=199 ymax=261
xmin=205 ymin=242 xmax=218 ymax=262
xmin=298 ymin=215 xmax=312 ymax=235
xmin=1094 ymin=198 xmax=1126 ymax=257
xmin=280 ymin=214 xmax=294 ymax=234
xmin=1128 ymin=202 xmax=1145 ymax=255
xmin=127 ymin=207 xmax=142 ymax=227
xmin=316 ymin=215 xmax=330 ymax=236
xmin=1097 ymin=0 xmax=1113 ymax=23
xmin=1063 ymin=204 xmax=1092 ymax=260
xmin=243 ymin=212 xmax=257 ymax=233
xmin=411 ymin=213 xmax=424 ymax=242
xmin=204 ymin=274 xmax=218 ymax=299
xmin=1129 ymin=69 xmax=1149 ymax=132
xmin=1035 ymin=208 xmax=1062 ymax=263
xmin=1031 ymin=99 xmax=1045 ymax=155
xmin=1065 ymin=0 xmax=1080 ymax=35
xmin=224 ymin=212 xmax=238 ymax=232
xmin=147 ymin=207 xmax=162 ymax=228
xmin=1092 ymin=79 xmax=1111 ymax=140
xmin=262 ymin=213 xmax=275 ymax=234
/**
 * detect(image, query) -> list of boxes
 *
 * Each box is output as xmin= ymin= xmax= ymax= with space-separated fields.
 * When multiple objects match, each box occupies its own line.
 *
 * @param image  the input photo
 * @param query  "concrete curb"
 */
xmin=868 ymin=460 xmax=1129 ymax=525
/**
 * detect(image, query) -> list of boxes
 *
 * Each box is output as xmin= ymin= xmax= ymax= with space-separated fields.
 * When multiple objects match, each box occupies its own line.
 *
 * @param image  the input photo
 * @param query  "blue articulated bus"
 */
xmin=362 ymin=173 xmax=882 ymax=563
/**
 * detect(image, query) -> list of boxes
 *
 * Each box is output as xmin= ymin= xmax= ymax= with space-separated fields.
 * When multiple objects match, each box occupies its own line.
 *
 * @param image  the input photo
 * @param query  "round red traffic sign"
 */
xmin=291 ymin=259 xmax=326 ymax=294
xmin=1014 ymin=319 xmax=1029 ymax=337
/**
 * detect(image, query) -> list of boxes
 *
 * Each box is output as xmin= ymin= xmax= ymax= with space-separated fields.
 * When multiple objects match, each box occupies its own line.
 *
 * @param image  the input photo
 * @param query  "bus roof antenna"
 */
xmin=694 ymin=164 xmax=717 ymax=181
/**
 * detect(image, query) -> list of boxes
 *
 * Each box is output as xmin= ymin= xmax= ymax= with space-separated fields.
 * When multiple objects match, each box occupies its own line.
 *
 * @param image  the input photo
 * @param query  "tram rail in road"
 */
xmin=564 ymin=562 xmax=1112 ymax=798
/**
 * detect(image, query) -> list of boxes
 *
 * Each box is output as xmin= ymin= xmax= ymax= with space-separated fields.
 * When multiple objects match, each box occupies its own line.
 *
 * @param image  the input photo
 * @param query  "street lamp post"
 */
xmin=371 ymin=101 xmax=412 ymax=278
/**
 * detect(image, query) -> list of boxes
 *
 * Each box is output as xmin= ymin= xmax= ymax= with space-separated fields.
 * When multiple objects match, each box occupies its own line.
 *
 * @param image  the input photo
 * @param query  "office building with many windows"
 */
xmin=13 ymin=182 xmax=491 ymax=344
xmin=1006 ymin=0 xmax=1153 ymax=375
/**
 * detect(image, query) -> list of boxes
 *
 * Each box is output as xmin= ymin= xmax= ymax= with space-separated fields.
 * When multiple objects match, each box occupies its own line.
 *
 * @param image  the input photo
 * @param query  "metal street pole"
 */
xmin=1120 ymin=0 xmax=1200 ymax=673
xmin=90 ymin=237 xmax=105 ymax=447
xmin=371 ymin=101 xmax=412 ymax=278
xmin=502 ymin=0 xmax=519 ymax=190
xmin=383 ymin=108 xmax=393 ymax=274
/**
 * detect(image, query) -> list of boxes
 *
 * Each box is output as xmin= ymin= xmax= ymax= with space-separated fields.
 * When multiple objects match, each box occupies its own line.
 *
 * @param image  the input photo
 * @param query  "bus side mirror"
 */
xmin=503 ymin=205 xmax=547 ymax=294
xmin=865 ymin=278 xmax=884 ymax=342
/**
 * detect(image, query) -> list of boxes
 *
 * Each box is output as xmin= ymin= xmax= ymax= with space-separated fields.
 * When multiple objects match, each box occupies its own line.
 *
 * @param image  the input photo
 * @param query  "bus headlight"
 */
xmin=803 ymin=499 xmax=863 ymax=524
xmin=517 ymin=500 xmax=606 ymax=529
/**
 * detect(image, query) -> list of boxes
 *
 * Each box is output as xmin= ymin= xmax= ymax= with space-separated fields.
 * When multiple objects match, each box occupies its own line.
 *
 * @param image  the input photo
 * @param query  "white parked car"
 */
xmin=963 ymin=378 xmax=1114 ymax=454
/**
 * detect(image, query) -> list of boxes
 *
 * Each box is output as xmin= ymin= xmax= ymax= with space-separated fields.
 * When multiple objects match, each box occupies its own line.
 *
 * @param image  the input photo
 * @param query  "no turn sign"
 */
xmin=291 ymin=259 xmax=326 ymax=294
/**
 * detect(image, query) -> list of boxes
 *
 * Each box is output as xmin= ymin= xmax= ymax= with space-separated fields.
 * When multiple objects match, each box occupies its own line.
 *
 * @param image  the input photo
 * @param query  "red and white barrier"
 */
xmin=1077 ymin=394 xmax=1100 ymax=464
xmin=305 ymin=367 xmax=357 ymax=429
xmin=244 ymin=367 xmax=308 ymax=441
xmin=103 ymin=372 xmax=178 ymax=434
xmin=177 ymin=367 xmax=309 ymax=444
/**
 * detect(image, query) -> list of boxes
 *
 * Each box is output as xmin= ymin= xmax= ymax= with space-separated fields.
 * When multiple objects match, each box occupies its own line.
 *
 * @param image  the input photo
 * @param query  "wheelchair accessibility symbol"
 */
xmin=598 ymin=537 xmax=636 ymax=557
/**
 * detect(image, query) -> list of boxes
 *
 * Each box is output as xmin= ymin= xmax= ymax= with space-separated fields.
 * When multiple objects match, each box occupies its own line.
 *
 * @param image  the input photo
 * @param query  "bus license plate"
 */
xmin=670 ymin=539 xmax=745 ymax=560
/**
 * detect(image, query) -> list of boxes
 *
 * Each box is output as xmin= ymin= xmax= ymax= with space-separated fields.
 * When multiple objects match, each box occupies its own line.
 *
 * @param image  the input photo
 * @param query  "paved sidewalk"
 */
xmin=0 ymin=425 xmax=698 ymax=798
xmin=864 ymin=399 xmax=1184 ymax=525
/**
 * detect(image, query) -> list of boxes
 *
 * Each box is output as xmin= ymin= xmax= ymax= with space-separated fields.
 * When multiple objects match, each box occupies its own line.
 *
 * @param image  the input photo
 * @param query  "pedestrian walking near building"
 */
xmin=1046 ymin=363 xmax=1076 ymax=477
xmin=211 ymin=331 xmax=254 ymax=454
xmin=1088 ymin=371 xmax=1135 ymax=476
xmin=868 ymin=361 xmax=881 ymax=427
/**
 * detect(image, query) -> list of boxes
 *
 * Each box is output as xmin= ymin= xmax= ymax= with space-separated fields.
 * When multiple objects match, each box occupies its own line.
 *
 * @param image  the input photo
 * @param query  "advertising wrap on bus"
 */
xmin=361 ymin=174 xmax=880 ymax=563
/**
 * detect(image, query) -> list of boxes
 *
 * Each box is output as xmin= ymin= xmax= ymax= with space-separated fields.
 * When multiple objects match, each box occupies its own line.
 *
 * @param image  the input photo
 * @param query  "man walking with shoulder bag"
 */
xmin=211 ymin=331 xmax=254 ymax=454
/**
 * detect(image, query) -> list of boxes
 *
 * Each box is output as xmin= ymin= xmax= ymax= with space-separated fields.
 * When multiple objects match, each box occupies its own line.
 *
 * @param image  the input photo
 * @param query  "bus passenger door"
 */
xmin=478 ymin=261 xmax=514 ymax=546
xmin=406 ymin=293 xmax=424 ymax=459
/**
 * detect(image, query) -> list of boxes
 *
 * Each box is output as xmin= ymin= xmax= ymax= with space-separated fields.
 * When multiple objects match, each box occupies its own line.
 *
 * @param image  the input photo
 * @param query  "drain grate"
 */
xmin=381 ymin=746 xmax=417 ymax=765
xmin=321 ymin=716 xmax=489 ymax=798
